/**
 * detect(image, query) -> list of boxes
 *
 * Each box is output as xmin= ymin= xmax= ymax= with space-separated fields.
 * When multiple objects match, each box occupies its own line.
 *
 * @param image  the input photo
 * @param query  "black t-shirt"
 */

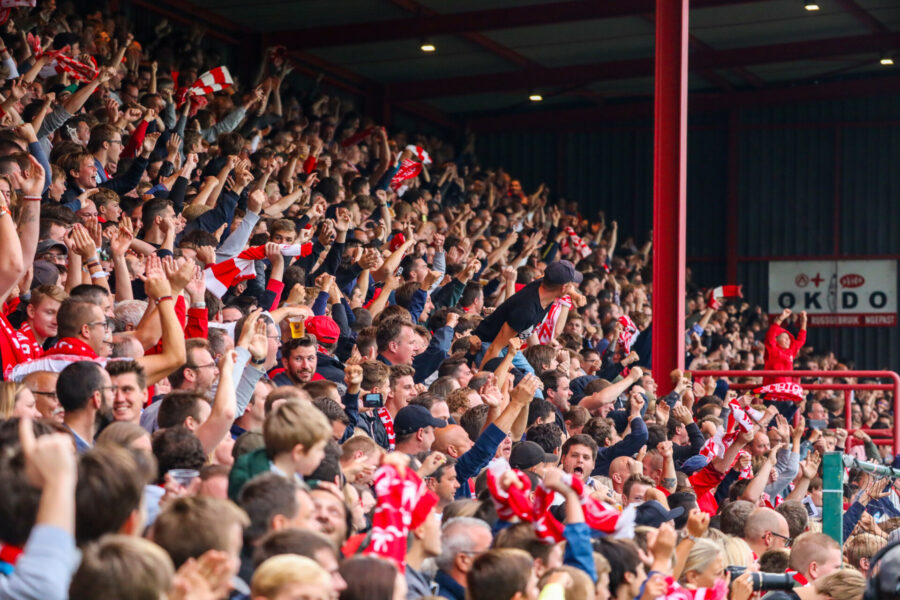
xmin=473 ymin=280 xmax=550 ymax=341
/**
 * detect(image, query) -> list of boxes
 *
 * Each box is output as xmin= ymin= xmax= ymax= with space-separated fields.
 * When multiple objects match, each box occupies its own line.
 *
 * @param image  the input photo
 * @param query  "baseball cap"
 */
xmin=305 ymin=315 xmax=340 ymax=345
xmin=393 ymin=405 xmax=446 ymax=436
xmin=544 ymin=260 xmax=583 ymax=285
xmin=31 ymin=260 xmax=60 ymax=288
xmin=36 ymin=239 xmax=68 ymax=257
xmin=634 ymin=500 xmax=685 ymax=528
xmin=509 ymin=441 xmax=557 ymax=470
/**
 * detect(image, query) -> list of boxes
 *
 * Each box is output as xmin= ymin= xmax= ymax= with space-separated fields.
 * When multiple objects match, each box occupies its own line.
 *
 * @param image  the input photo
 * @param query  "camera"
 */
xmin=363 ymin=393 xmax=384 ymax=409
xmin=725 ymin=566 xmax=796 ymax=592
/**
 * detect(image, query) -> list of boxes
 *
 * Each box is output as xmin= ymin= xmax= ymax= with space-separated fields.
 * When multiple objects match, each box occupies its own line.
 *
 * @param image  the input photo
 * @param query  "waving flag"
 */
xmin=755 ymin=382 xmax=805 ymax=403
xmin=707 ymin=284 xmax=742 ymax=310
xmin=389 ymin=159 xmax=422 ymax=191
xmin=405 ymin=145 xmax=432 ymax=165
xmin=176 ymin=66 xmax=233 ymax=106
xmin=205 ymin=243 xmax=313 ymax=297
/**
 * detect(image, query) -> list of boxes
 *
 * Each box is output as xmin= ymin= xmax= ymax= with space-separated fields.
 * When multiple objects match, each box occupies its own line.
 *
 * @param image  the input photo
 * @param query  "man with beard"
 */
xmin=58 ymin=360 xmax=115 ymax=452
xmin=275 ymin=336 xmax=322 ymax=386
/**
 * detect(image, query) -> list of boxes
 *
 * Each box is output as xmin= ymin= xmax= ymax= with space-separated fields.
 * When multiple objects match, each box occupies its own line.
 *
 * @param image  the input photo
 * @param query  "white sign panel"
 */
xmin=768 ymin=260 xmax=897 ymax=327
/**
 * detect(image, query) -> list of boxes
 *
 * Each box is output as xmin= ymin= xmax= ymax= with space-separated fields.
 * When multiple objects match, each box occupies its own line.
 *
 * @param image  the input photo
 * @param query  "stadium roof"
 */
xmin=142 ymin=0 xmax=900 ymax=127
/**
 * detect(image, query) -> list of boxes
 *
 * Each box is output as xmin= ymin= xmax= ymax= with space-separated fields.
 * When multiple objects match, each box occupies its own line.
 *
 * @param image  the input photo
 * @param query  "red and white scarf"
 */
xmin=205 ymin=243 xmax=313 ymax=298
xmin=536 ymin=295 xmax=572 ymax=345
xmin=0 ymin=313 xmax=40 ymax=379
xmin=405 ymin=145 xmax=432 ymax=165
xmin=176 ymin=66 xmax=233 ymax=105
xmin=376 ymin=407 xmax=396 ymax=451
xmin=754 ymin=382 xmax=805 ymax=403
xmin=362 ymin=464 xmax=437 ymax=572
xmin=29 ymin=34 xmax=99 ymax=82
xmin=389 ymin=159 xmax=422 ymax=192
xmin=8 ymin=337 xmax=103 ymax=381
xmin=699 ymin=399 xmax=761 ymax=460
xmin=617 ymin=315 xmax=638 ymax=353
xmin=0 ymin=0 xmax=35 ymax=25
xmin=706 ymin=285 xmax=742 ymax=310
xmin=564 ymin=226 xmax=592 ymax=260
xmin=487 ymin=463 xmax=633 ymax=542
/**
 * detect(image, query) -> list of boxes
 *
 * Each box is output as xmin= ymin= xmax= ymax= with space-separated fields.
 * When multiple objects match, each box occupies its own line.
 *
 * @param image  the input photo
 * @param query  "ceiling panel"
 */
xmin=309 ymin=36 xmax=518 ymax=82
xmin=482 ymin=18 xmax=654 ymax=67
xmin=189 ymin=0 xmax=409 ymax=31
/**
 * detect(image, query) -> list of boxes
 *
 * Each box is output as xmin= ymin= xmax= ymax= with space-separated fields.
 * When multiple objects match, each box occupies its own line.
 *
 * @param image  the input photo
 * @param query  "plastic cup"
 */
xmin=168 ymin=469 xmax=199 ymax=488
xmin=289 ymin=317 xmax=305 ymax=339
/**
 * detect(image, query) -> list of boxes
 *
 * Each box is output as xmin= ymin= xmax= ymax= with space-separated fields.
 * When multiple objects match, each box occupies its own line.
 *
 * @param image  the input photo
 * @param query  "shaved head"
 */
xmin=433 ymin=425 xmax=473 ymax=458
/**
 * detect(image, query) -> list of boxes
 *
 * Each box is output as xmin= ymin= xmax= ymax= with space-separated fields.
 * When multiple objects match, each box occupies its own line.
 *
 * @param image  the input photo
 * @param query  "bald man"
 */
xmin=748 ymin=431 xmax=771 ymax=457
xmin=608 ymin=455 xmax=640 ymax=495
xmin=788 ymin=532 xmax=841 ymax=586
xmin=743 ymin=507 xmax=791 ymax=559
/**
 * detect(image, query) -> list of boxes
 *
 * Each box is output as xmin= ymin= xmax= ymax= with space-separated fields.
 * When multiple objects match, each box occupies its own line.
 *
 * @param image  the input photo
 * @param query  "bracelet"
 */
xmin=23 ymin=195 xmax=41 ymax=202
xmin=86 ymin=261 xmax=101 ymax=269
xmin=251 ymin=357 xmax=266 ymax=366
xmin=191 ymin=302 xmax=206 ymax=309
xmin=156 ymin=296 xmax=174 ymax=303
xmin=90 ymin=271 xmax=107 ymax=279
xmin=0 ymin=205 xmax=9 ymax=218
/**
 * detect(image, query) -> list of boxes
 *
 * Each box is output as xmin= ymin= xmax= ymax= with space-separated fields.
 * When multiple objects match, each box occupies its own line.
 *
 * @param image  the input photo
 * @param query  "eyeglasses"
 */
xmin=87 ymin=320 xmax=111 ymax=331
xmin=769 ymin=532 xmax=792 ymax=547
xmin=32 ymin=390 xmax=57 ymax=398
xmin=189 ymin=363 xmax=217 ymax=371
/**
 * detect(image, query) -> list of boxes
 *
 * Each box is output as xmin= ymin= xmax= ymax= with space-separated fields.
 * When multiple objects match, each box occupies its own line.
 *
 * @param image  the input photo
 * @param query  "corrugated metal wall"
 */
xmin=475 ymin=95 xmax=900 ymax=371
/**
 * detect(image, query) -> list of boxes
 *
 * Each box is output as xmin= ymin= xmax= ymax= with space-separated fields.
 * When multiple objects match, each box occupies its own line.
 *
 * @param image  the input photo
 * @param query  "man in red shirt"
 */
xmin=763 ymin=309 xmax=807 ymax=384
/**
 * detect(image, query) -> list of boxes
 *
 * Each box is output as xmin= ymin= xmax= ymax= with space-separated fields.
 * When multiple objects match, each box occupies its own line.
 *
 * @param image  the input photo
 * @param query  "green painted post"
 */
xmin=822 ymin=452 xmax=843 ymax=547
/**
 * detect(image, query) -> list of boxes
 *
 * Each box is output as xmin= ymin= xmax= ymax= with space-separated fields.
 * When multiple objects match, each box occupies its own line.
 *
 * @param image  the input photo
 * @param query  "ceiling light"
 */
xmin=420 ymin=41 xmax=436 ymax=53
xmin=804 ymin=1 xmax=820 ymax=11
xmin=880 ymin=53 xmax=894 ymax=66
xmin=528 ymin=93 xmax=543 ymax=102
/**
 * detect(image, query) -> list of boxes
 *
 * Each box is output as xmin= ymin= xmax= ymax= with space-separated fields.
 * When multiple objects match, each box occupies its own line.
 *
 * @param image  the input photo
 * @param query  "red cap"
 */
xmin=305 ymin=315 xmax=340 ymax=345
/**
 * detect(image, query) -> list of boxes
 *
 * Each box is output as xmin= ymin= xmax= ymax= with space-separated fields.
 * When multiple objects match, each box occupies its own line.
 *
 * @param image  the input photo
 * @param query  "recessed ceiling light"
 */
xmin=804 ymin=1 xmax=820 ymax=11
xmin=528 ymin=93 xmax=543 ymax=102
xmin=881 ymin=55 xmax=894 ymax=66
xmin=420 ymin=41 xmax=436 ymax=52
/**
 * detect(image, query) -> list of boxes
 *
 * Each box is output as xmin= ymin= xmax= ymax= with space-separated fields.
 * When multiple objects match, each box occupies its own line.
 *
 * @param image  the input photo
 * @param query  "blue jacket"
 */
xmin=454 ymin=423 xmax=508 ymax=499
xmin=434 ymin=570 xmax=465 ymax=600
xmin=413 ymin=326 xmax=454 ymax=384
xmin=592 ymin=417 xmax=648 ymax=477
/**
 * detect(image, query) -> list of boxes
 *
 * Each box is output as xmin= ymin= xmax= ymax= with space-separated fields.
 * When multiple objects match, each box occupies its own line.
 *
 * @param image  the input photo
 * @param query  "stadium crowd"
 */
xmin=0 ymin=3 xmax=897 ymax=600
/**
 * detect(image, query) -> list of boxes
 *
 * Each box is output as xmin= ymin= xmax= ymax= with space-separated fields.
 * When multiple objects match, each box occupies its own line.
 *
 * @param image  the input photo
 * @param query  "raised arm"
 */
xmin=194 ymin=349 xmax=238 ymax=455
xmin=580 ymin=367 xmax=643 ymax=414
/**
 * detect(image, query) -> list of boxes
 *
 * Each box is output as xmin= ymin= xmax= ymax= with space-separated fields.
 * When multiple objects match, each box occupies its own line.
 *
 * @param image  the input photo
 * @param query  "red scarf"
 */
xmin=486 ymin=463 xmax=630 ymax=543
xmin=0 ymin=542 xmax=22 ymax=566
xmin=17 ymin=322 xmax=43 ymax=356
xmin=44 ymin=337 xmax=99 ymax=359
xmin=786 ymin=569 xmax=809 ymax=586
xmin=661 ymin=576 xmax=728 ymax=600
xmin=377 ymin=407 xmax=396 ymax=451
xmin=0 ymin=314 xmax=39 ymax=379
xmin=360 ymin=464 xmax=437 ymax=572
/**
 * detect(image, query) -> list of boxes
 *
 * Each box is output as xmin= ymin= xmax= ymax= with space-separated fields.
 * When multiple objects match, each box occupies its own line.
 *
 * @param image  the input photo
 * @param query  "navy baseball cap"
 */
xmin=394 ymin=405 xmax=446 ymax=436
xmin=544 ymin=260 xmax=583 ymax=285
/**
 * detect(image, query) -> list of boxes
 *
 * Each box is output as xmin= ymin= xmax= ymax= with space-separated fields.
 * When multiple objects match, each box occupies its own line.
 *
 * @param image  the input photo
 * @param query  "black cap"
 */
xmin=36 ymin=239 xmax=67 ymax=257
xmin=509 ymin=441 xmax=557 ymax=470
xmin=544 ymin=260 xmax=583 ymax=285
xmin=393 ymin=405 xmax=446 ymax=436
xmin=31 ymin=260 xmax=60 ymax=288
xmin=635 ymin=500 xmax=684 ymax=528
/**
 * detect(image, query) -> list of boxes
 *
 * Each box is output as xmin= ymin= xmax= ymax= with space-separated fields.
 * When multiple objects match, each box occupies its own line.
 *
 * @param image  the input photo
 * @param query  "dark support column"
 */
xmin=651 ymin=0 xmax=689 ymax=394
xmin=726 ymin=111 xmax=739 ymax=284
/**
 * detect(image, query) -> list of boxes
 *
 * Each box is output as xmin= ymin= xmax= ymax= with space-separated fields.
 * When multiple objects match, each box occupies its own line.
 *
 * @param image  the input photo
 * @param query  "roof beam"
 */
xmin=265 ymin=0 xmax=770 ymax=49
xmin=392 ymin=32 xmax=900 ymax=100
xmin=833 ymin=0 xmax=891 ymax=35
xmin=466 ymin=75 xmax=900 ymax=132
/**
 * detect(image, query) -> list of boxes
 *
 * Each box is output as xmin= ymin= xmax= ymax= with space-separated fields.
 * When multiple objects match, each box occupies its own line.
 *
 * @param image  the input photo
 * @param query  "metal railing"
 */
xmin=690 ymin=370 xmax=900 ymax=454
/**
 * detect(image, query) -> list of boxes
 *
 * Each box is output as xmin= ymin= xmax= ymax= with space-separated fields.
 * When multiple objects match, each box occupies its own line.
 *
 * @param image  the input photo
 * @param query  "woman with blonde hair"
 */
xmin=0 ymin=381 xmax=41 ymax=419
xmin=719 ymin=535 xmax=757 ymax=571
xmin=679 ymin=538 xmax=726 ymax=589
xmin=96 ymin=421 xmax=153 ymax=454
xmin=813 ymin=568 xmax=865 ymax=600
xmin=252 ymin=554 xmax=334 ymax=600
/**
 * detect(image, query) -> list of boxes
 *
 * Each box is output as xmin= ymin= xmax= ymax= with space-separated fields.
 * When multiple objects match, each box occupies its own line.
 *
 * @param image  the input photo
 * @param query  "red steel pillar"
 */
xmin=651 ymin=0 xmax=689 ymax=394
